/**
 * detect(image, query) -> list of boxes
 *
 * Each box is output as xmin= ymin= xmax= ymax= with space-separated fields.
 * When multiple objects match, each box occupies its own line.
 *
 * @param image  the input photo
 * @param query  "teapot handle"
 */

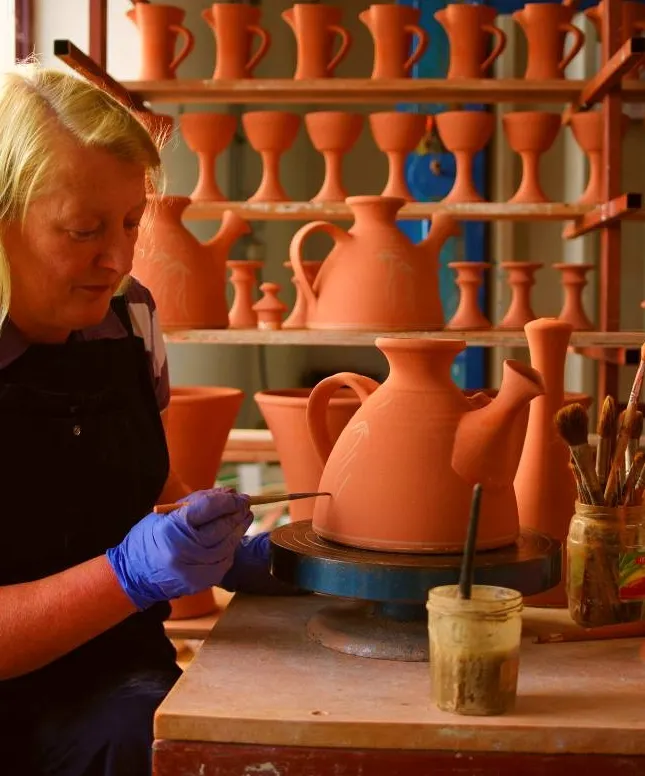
xmin=289 ymin=220 xmax=350 ymax=320
xmin=481 ymin=24 xmax=507 ymax=74
xmin=558 ymin=22 xmax=584 ymax=73
xmin=168 ymin=24 xmax=195 ymax=75
xmin=403 ymin=25 xmax=429 ymax=73
xmin=326 ymin=25 xmax=352 ymax=73
xmin=246 ymin=25 xmax=272 ymax=73
xmin=306 ymin=372 xmax=379 ymax=466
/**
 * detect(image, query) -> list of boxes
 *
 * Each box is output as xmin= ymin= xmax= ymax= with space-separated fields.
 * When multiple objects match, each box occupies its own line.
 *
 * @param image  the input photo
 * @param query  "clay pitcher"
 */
xmin=307 ymin=338 xmax=544 ymax=552
xmin=513 ymin=3 xmax=585 ymax=79
xmin=132 ymin=196 xmax=251 ymax=330
xmin=514 ymin=318 xmax=575 ymax=608
xmin=289 ymin=196 xmax=460 ymax=331
xmin=359 ymin=4 xmax=429 ymax=78
xmin=282 ymin=4 xmax=352 ymax=79
xmin=126 ymin=3 xmax=194 ymax=80
xmin=434 ymin=4 xmax=507 ymax=78
xmin=585 ymin=1 xmax=645 ymax=79
xmin=255 ymin=388 xmax=361 ymax=521
xmin=201 ymin=3 xmax=271 ymax=79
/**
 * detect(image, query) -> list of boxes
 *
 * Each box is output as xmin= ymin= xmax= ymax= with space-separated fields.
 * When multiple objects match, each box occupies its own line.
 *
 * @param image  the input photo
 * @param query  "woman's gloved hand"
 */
xmin=106 ymin=488 xmax=253 ymax=610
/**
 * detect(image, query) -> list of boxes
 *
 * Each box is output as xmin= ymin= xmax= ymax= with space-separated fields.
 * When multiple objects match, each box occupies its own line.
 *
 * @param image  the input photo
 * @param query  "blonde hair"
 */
xmin=0 ymin=62 xmax=164 ymax=327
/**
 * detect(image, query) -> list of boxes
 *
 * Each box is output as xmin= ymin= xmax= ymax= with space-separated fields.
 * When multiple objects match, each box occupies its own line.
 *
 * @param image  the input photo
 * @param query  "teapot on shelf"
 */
xmin=289 ymin=196 xmax=460 ymax=331
xmin=306 ymin=337 xmax=545 ymax=553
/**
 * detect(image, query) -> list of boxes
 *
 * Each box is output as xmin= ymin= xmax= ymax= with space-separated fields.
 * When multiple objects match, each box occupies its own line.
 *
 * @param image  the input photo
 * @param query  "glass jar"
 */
xmin=426 ymin=585 xmax=523 ymax=716
xmin=566 ymin=501 xmax=645 ymax=627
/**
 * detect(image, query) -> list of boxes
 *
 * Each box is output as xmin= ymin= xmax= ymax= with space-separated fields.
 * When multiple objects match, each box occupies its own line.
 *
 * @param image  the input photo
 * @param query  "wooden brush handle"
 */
xmin=604 ymin=407 xmax=637 ymax=504
xmin=154 ymin=491 xmax=330 ymax=514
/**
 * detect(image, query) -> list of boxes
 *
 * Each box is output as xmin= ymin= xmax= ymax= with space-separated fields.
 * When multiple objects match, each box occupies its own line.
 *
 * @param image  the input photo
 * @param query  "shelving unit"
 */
xmin=68 ymin=0 xmax=645 ymax=404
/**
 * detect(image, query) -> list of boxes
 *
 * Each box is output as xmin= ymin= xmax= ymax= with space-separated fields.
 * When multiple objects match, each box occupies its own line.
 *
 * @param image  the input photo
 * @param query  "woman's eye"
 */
xmin=69 ymin=229 xmax=99 ymax=241
xmin=125 ymin=222 xmax=140 ymax=233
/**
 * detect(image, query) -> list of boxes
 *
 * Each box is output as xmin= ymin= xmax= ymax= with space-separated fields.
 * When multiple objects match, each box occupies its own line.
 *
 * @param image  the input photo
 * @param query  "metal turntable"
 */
xmin=270 ymin=519 xmax=561 ymax=662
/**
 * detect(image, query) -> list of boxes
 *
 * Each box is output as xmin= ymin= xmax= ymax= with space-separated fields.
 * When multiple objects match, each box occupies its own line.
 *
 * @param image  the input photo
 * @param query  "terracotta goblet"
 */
xmin=283 ymin=260 xmax=322 ymax=329
xmin=305 ymin=112 xmax=364 ymax=202
xmin=180 ymin=113 xmax=237 ymax=201
xmin=242 ymin=111 xmax=301 ymax=202
xmin=446 ymin=262 xmax=491 ymax=330
xmin=503 ymin=111 xmax=561 ymax=204
xmin=435 ymin=111 xmax=495 ymax=203
xmin=369 ymin=112 xmax=428 ymax=200
xmin=497 ymin=262 xmax=542 ymax=330
xmin=552 ymin=263 xmax=595 ymax=331
xmin=227 ymin=260 xmax=263 ymax=329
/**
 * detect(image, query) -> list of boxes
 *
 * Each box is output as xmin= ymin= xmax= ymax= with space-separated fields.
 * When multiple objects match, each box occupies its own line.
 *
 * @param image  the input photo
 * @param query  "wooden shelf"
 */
xmin=185 ymin=200 xmax=592 ymax=222
xmin=121 ymin=77 xmax=645 ymax=105
xmin=163 ymin=329 xmax=645 ymax=348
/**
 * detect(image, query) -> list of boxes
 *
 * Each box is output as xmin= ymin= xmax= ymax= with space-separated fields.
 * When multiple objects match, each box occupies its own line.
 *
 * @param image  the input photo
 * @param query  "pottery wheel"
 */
xmin=270 ymin=520 xmax=561 ymax=663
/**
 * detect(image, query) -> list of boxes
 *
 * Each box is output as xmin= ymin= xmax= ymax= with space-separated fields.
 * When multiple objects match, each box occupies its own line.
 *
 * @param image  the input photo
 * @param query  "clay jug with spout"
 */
xmin=132 ymin=196 xmax=251 ymax=329
xmin=307 ymin=338 xmax=545 ymax=553
xmin=359 ymin=4 xmax=429 ymax=78
xmin=126 ymin=3 xmax=195 ymax=80
xmin=289 ymin=196 xmax=460 ymax=330
xmin=282 ymin=4 xmax=352 ymax=79
xmin=513 ymin=3 xmax=585 ymax=79
xmin=434 ymin=4 xmax=507 ymax=78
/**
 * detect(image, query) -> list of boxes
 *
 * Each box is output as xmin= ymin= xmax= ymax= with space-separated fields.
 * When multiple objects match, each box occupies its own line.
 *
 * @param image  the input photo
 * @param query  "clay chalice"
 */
xmin=180 ymin=112 xmax=237 ymax=201
xmin=304 ymin=112 xmax=364 ymax=202
xmin=368 ymin=111 xmax=428 ymax=200
xmin=503 ymin=111 xmax=561 ymax=204
xmin=242 ymin=111 xmax=301 ymax=202
xmin=435 ymin=111 xmax=495 ymax=203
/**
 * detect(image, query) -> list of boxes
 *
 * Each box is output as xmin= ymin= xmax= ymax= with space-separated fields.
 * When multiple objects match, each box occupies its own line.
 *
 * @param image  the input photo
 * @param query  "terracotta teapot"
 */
xmin=289 ymin=196 xmax=460 ymax=330
xmin=132 ymin=196 xmax=251 ymax=329
xmin=512 ymin=3 xmax=585 ymax=79
xmin=126 ymin=3 xmax=194 ymax=80
xmin=306 ymin=338 xmax=545 ymax=553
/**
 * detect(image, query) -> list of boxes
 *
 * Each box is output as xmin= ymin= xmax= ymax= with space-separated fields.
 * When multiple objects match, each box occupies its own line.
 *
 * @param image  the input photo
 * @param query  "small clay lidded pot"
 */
xmin=253 ymin=282 xmax=288 ymax=330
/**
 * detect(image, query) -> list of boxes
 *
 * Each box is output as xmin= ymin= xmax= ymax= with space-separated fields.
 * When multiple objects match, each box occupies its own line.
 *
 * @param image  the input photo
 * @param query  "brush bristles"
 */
xmin=597 ymin=395 xmax=616 ymax=438
xmin=632 ymin=411 xmax=644 ymax=440
xmin=555 ymin=403 xmax=589 ymax=448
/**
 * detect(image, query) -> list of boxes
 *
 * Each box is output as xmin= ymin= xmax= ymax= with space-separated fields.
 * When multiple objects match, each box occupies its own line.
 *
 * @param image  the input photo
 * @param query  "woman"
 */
xmin=0 ymin=64 xmax=286 ymax=776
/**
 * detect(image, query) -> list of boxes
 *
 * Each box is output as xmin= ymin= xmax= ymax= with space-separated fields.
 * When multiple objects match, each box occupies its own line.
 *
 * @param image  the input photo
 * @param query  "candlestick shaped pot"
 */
xmin=497 ymin=262 xmax=542 ymax=330
xmin=446 ymin=262 xmax=492 ymax=330
xmin=227 ymin=260 xmax=263 ymax=329
xmin=552 ymin=263 xmax=595 ymax=331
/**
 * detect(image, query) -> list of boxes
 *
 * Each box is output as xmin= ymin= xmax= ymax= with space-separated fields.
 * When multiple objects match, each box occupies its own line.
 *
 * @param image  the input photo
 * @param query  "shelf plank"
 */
xmin=562 ymin=193 xmax=643 ymax=238
xmin=184 ymin=200 xmax=592 ymax=222
xmin=163 ymin=329 xmax=645 ymax=348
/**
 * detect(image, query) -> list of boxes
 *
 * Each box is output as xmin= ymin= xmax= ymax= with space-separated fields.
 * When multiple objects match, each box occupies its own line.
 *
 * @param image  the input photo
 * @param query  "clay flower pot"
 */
xmin=305 ymin=112 xmax=364 ymax=203
xmin=179 ymin=113 xmax=237 ymax=202
xmin=503 ymin=112 xmax=561 ymax=204
xmin=252 ymin=282 xmax=288 ymax=330
xmin=242 ymin=111 xmax=301 ymax=202
xmin=434 ymin=3 xmax=507 ymax=79
xmin=586 ymin=1 xmax=645 ymax=79
xmin=201 ymin=3 xmax=271 ymax=79
xmin=552 ymin=263 xmax=595 ymax=331
xmin=282 ymin=3 xmax=352 ymax=79
xmin=446 ymin=262 xmax=491 ymax=330
xmin=369 ymin=112 xmax=428 ymax=201
xmin=512 ymin=3 xmax=585 ymax=80
xmin=497 ymin=262 xmax=543 ymax=330
xmin=227 ymin=260 xmax=263 ymax=329
xmin=283 ymin=260 xmax=322 ymax=329
xmin=435 ymin=111 xmax=494 ymax=203
xmin=359 ymin=4 xmax=429 ymax=78
xmin=126 ymin=3 xmax=194 ymax=80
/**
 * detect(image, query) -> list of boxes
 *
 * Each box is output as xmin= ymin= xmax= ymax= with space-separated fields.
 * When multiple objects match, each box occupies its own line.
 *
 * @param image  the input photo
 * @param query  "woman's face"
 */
xmin=3 ymin=130 xmax=148 ymax=343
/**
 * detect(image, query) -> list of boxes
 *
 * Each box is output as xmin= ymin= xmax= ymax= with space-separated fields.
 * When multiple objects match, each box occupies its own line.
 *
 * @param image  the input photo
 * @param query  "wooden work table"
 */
xmin=153 ymin=594 xmax=645 ymax=775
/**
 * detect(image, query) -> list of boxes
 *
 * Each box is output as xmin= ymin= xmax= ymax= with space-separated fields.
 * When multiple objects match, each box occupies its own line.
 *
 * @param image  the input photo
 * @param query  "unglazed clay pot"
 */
xmin=126 ymin=3 xmax=194 ymax=80
xmin=497 ymin=262 xmax=543 ymax=330
xmin=446 ymin=262 xmax=491 ymax=330
xmin=586 ymin=1 xmax=645 ymax=78
xmin=283 ymin=260 xmax=322 ymax=329
xmin=227 ymin=260 xmax=263 ymax=329
xmin=552 ymin=263 xmax=595 ymax=331
xmin=132 ymin=196 xmax=251 ymax=329
xmin=180 ymin=112 xmax=237 ymax=202
xmin=503 ymin=112 xmax=561 ymax=204
xmin=369 ymin=112 xmax=428 ymax=200
xmin=242 ymin=111 xmax=301 ymax=202
xmin=513 ymin=3 xmax=584 ymax=79
xmin=305 ymin=112 xmax=364 ymax=202
xmin=282 ymin=3 xmax=352 ymax=79
xmin=289 ymin=196 xmax=460 ymax=330
xmin=434 ymin=4 xmax=507 ymax=78
xmin=202 ymin=3 xmax=271 ymax=79
xmin=307 ymin=338 xmax=545 ymax=552
xmin=253 ymin=282 xmax=287 ymax=330
xmin=435 ymin=111 xmax=495 ymax=203
xmin=514 ymin=318 xmax=575 ymax=608
xmin=359 ymin=4 xmax=429 ymax=78
xmin=255 ymin=388 xmax=360 ymax=521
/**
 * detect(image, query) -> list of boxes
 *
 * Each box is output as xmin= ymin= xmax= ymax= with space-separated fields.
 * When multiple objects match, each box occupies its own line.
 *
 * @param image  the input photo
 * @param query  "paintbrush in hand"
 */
xmin=555 ymin=404 xmax=604 ymax=505
xmin=595 ymin=395 xmax=616 ymax=492
xmin=154 ymin=491 xmax=331 ymax=514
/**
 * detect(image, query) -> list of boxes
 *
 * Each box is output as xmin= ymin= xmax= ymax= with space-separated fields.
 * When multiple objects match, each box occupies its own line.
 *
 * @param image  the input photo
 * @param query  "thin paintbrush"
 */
xmin=569 ymin=459 xmax=589 ymax=504
xmin=555 ymin=404 xmax=604 ymax=505
xmin=595 ymin=395 xmax=616 ymax=492
xmin=153 ymin=491 xmax=331 ymax=514
xmin=622 ymin=450 xmax=645 ymax=506
xmin=626 ymin=410 xmax=643 ymax=477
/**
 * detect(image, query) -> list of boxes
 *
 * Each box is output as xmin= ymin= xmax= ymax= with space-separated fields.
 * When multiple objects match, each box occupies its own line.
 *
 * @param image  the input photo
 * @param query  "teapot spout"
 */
xmin=207 ymin=210 xmax=252 ymax=264
xmin=420 ymin=213 xmax=460 ymax=253
xmin=452 ymin=360 xmax=544 ymax=489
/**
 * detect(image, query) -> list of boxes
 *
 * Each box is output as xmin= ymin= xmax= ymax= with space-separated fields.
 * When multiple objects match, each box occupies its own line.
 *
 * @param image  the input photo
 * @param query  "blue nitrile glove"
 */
xmin=106 ymin=488 xmax=253 ymax=610
xmin=219 ymin=531 xmax=304 ymax=596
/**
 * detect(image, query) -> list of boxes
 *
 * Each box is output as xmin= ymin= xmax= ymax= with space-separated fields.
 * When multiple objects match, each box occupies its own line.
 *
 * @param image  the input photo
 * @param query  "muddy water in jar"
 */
xmin=427 ymin=585 xmax=523 ymax=716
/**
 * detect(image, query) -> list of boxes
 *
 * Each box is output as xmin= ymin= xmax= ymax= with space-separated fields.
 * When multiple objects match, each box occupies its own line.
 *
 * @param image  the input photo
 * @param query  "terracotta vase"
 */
xmin=305 ymin=112 xmax=364 ymax=203
xmin=227 ymin=260 xmax=263 ymax=329
xmin=359 ymin=3 xmax=429 ymax=79
xmin=552 ymin=263 xmax=595 ymax=331
xmin=497 ymin=262 xmax=543 ymax=330
xmin=126 ymin=3 xmax=194 ymax=80
xmin=435 ymin=111 xmax=495 ymax=203
xmin=289 ymin=196 xmax=460 ymax=331
xmin=368 ymin=112 xmax=428 ymax=201
xmin=135 ymin=111 xmax=174 ymax=149
xmin=585 ymin=1 xmax=645 ymax=79
xmin=282 ymin=260 xmax=322 ymax=329
xmin=503 ymin=112 xmax=561 ymax=204
xmin=446 ymin=262 xmax=491 ymax=331
xmin=434 ymin=4 xmax=507 ymax=78
xmin=255 ymin=388 xmax=361 ymax=521
xmin=179 ymin=113 xmax=237 ymax=202
xmin=512 ymin=3 xmax=585 ymax=79
xmin=252 ymin=282 xmax=287 ymax=330
xmin=132 ymin=196 xmax=251 ymax=329
xmin=242 ymin=111 xmax=301 ymax=202
xmin=307 ymin=337 xmax=544 ymax=552
xmin=201 ymin=3 xmax=271 ymax=79
xmin=514 ymin=318 xmax=575 ymax=608
xmin=282 ymin=3 xmax=352 ymax=79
